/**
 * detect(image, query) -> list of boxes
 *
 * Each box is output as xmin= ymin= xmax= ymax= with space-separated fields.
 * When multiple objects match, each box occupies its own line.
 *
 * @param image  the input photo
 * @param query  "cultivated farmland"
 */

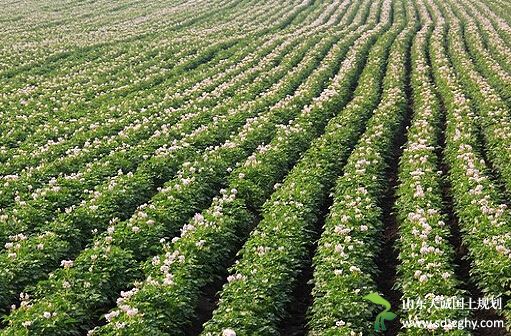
xmin=1 ymin=0 xmax=511 ymax=335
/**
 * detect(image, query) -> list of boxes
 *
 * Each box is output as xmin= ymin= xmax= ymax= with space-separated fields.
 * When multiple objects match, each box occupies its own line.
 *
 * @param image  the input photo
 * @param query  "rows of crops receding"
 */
xmin=0 ymin=0 xmax=352 ymax=308
xmin=1 ymin=0 xmax=511 ymax=335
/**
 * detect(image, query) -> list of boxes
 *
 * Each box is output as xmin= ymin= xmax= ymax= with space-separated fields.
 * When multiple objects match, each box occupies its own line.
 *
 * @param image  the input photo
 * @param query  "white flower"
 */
xmin=193 ymin=213 xmax=204 ymax=223
xmin=227 ymin=274 xmax=246 ymax=282
xmin=43 ymin=312 xmax=51 ymax=319
xmin=496 ymin=245 xmax=507 ymax=253
xmin=222 ymin=329 xmax=236 ymax=336
xmin=414 ymin=185 xmax=425 ymax=198
xmin=105 ymin=310 xmax=120 ymax=322
xmin=115 ymin=322 xmax=126 ymax=329
xmin=126 ymin=307 xmax=138 ymax=317
xmin=163 ymin=274 xmax=174 ymax=286
xmin=61 ymin=260 xmax=73 ymax=268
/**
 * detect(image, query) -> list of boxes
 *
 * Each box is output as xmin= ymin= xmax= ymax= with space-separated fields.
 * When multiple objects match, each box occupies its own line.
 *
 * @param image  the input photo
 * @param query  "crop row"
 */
xmin=0 ymin=2 xmax=345 ymax=236
xmin=0 ymin=29 xmax=306 ymax=237
xmin=0 ymin=0 xmax=370 ymax=330
xmin=308 ymin=2 xmax=416 ymax=334
xmin=0 ymin=0 xmax=306 ymax=178
xmin=395 ymin=2 xmax=469 ymax=334
xmin=0 ymin=0 xmax=349 ymax=212
xmin=200 ymin=1 xmax=405 ymax=334
xmin=0 ymin=0 xmax=379 ymax=334
xmin=437 ymin=0 xmax=511 ymax=201
xmin=0 ymin=0 xmax=363 ymax=247
xmin=0 ymin=1 xmax=243 ymax=146
xmin=428 ymin=0 xmax=511 ymax=325
xmin=0 ymin=0 xmax=310 ymax=155
xmin=0 ymin=25 xmax=339 ymax=314
xmin=90 ymin=0 xmax=389 ymax=334
xmin=450 ymin=0 xmax=511 ymax=107
xmin=467 ymin=1 xmax=511 ymax=76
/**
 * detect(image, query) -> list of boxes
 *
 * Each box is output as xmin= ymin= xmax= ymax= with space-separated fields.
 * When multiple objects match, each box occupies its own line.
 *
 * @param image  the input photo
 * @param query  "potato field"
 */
xmin=1 ymin=0 xmax=511 ymax=335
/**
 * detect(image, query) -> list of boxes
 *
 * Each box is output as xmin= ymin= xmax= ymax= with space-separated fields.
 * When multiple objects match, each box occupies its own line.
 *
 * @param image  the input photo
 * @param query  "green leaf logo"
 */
xmin=363 ymin=292 xmax=397 ymax=333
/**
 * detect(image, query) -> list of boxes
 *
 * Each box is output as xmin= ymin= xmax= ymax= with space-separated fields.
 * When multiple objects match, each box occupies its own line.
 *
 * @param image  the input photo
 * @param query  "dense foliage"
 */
xmin=0 ymin=0 xmax=510 ymax=335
